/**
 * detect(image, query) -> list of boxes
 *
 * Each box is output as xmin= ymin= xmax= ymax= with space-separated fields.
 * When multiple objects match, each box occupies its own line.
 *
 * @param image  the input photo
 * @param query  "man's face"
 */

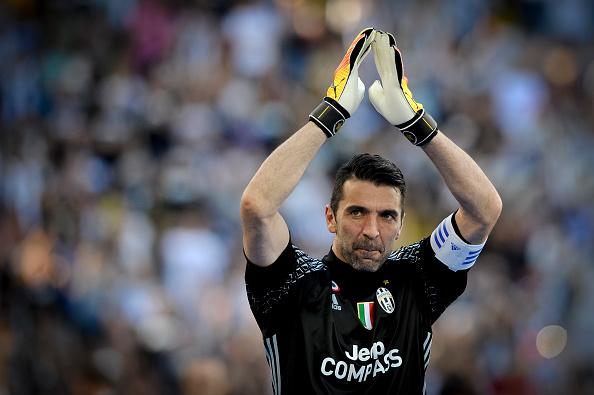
xmin=325 ymin=178 xmax=404 ymax=272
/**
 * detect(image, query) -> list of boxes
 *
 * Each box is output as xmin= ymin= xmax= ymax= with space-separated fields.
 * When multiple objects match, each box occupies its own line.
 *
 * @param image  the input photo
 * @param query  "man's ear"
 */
xmin=325 ymin=205 xmax=337 ymax=234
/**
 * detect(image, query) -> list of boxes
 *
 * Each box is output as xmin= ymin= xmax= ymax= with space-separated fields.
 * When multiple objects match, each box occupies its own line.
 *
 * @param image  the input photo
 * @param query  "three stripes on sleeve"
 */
xmin=429 ymin=213 xmax=486 ymax=272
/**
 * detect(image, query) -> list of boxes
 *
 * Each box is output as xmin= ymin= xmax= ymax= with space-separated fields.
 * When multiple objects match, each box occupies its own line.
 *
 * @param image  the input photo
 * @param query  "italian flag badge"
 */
xmin=357 ymin=302 xmax=374 ymax=330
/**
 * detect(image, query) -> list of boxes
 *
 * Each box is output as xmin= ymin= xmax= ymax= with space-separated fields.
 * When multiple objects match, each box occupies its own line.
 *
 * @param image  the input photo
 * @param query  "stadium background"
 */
xmin=1 ymin=0 xmax=593 ymax=394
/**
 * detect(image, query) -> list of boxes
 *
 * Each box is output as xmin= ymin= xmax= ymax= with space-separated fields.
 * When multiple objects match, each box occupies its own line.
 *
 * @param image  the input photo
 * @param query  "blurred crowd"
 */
xmin=1 ymin=0 xmax=593 ymax=394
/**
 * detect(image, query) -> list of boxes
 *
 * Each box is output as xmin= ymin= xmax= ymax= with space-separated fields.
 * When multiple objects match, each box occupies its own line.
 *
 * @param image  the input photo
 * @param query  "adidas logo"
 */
xmin=451 ymin=243 xmax=461 ymax=251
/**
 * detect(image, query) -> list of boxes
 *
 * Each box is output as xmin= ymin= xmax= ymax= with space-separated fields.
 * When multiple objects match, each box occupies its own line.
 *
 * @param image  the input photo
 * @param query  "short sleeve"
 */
xmin=389 ymin=238 xmax=469 ymax=324
xmin=245 ymin=240 xmax=325 ymax=330
xmin=415 ymin=237 xmax=468 ymax=324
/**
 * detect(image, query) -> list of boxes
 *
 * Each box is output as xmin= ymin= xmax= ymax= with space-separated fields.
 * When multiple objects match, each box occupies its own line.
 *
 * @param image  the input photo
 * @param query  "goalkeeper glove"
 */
xmin=369 ymin=31 xmax=438 ymax=146
xmin=309 ymin=27 xmax=376 ymax=138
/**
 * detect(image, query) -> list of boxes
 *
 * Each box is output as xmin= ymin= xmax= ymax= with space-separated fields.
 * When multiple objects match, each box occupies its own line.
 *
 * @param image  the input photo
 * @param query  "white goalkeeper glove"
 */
xmin=309 ymin=27 xmax=376 ymax=138
xmin=369 ymin=31 xmax=438 ymax=146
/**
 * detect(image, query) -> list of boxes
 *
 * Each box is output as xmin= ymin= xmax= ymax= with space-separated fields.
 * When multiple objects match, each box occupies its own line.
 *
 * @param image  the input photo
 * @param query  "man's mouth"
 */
xmin=353 ymin=244 xmax=383 ymax=253
xmin=354 ymin=248 xmax=382 ymax=258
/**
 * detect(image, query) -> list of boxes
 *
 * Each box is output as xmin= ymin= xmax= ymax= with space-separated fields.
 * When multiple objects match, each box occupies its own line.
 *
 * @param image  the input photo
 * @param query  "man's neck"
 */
xmin=330 ymin=242 xmax=347 ymax=264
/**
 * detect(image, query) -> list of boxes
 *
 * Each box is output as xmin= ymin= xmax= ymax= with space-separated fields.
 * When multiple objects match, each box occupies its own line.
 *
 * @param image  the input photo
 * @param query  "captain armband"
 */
xmin=429 ymin=213 xmax=486 ymax=272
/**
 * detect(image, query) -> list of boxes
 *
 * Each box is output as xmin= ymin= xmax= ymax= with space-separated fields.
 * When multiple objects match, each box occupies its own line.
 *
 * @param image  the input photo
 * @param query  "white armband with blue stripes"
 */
xmin=430 ymin=213 xmax=486 ymax=271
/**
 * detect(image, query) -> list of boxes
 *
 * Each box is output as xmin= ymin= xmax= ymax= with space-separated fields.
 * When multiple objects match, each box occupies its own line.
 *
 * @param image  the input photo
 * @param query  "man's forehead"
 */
xmin=339 ymin=179 xmax=403 ymax=209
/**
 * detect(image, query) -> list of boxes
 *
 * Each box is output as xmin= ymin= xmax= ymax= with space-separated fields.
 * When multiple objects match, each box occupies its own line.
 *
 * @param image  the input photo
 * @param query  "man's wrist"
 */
xmin=309 ymin=97 xmax=350 ymax=138
xmin=395 ymin=109 xmax=438 ymax=146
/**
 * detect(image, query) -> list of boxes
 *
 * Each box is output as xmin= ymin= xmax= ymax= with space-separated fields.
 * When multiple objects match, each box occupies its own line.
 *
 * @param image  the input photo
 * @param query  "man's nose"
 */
xmin=362 ymin=215 xmax=380 ymax=239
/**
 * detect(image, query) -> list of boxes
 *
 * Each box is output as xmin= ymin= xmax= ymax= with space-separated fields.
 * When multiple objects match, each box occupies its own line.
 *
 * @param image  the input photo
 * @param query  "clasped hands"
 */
xmin=309 ymin=28 xmax=438 ymax=146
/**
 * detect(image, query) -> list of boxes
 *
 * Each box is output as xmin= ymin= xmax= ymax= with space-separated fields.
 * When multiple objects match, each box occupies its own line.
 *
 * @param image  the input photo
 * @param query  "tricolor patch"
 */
xmin=357 ymin=302 xmax=374 ymax=330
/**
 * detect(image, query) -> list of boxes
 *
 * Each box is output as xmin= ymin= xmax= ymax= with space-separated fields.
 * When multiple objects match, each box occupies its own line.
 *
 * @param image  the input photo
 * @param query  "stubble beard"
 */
xmin=335 ymin=238 xmax=391 ymax=273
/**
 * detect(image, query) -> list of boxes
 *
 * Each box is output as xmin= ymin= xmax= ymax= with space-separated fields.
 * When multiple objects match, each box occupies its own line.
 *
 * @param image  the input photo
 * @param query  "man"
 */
xmin=240 ymin=28 xmax=502 ymax=394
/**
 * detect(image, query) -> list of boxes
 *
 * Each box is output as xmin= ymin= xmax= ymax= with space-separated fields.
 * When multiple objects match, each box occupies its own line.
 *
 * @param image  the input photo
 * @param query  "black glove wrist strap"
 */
xmin=396 ymin=109 xmax=438 ymax=146
xmin=309 ymin=97 xmax=350 ymax=138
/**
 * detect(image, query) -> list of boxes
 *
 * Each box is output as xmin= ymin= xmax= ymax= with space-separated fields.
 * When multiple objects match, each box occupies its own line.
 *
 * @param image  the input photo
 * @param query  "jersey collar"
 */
xmin=323 ymin=248 xmax=390 ymax=298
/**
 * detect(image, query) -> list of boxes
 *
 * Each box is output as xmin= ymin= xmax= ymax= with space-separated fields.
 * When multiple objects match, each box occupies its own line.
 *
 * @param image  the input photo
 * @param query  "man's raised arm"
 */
xmin=420 ymin=133 xmax=502 ymax=243
xmin=240 ymin=28 xmax=376 ymax=267
xmin=368 ymin=31 xmax=502 ymax=245
xmin=241 ymin=123 xmax=325 ymax=267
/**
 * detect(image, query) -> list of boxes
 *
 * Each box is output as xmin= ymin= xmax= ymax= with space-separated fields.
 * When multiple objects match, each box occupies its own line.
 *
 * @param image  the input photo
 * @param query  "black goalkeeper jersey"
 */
xmin=245 ymin=237 xmax=468 ymax=395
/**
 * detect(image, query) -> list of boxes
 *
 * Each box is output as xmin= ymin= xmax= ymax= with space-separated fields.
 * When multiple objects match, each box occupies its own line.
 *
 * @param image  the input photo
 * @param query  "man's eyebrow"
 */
xmin=344 ymin=205 xmax=369 ymax=212
xmin=344 ymin=206 xmax=400 ymax=217
xmin=380 ymin=209 xmax=400 ymax=218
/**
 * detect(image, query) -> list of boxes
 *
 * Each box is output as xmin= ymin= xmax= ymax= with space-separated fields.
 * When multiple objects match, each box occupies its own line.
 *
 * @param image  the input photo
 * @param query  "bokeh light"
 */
xmin=536 ymin=325 xmax=568 ymax=359
xmin=325 ymin=0 xmax=367 ymax=34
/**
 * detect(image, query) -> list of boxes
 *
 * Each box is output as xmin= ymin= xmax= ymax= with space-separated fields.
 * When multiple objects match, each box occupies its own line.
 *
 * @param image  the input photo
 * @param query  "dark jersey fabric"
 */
xmin=245 ymin=237 xmax=468 ymax=395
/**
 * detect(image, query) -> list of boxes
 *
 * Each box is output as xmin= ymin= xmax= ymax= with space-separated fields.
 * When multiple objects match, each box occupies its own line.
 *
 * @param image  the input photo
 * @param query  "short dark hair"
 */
xmin=330 ymin=153 xmax=406 ymax=214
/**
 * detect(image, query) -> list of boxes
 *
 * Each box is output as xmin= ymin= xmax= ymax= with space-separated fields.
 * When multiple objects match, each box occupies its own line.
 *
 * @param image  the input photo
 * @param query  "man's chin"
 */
xmin=349 ymin=256 xmax=384 ymax=272
xmin=335 ymin=245 xmax=388 ymax=272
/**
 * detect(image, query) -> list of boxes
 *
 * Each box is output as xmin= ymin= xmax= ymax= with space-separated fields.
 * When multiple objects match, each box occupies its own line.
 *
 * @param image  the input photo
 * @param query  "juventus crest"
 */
xmin=376 ymin=287 xmax=395 ymax=314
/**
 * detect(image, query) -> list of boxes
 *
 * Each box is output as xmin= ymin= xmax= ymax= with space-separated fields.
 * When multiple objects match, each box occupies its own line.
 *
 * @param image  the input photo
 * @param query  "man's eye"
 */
xmin=351 ymin=210 xmax=362 ymax=216
xmin=382 ymin=213 xmax=396 ymax=220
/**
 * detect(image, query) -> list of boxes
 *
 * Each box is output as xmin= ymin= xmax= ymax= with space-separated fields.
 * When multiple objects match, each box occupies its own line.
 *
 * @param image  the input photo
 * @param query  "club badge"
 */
xmin=376 ymin=287 xmax=395 ymax=314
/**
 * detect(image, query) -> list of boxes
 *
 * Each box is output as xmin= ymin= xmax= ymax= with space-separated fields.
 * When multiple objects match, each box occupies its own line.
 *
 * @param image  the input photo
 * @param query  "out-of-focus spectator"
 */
xmin=0 ymin=0 xmax=593 ymax=394
xmin=222 ymin=0 xmax=285 ymax=78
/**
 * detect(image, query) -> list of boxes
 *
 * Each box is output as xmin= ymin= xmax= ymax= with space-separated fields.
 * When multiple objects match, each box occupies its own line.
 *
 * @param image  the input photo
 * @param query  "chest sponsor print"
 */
xmin=320 ymin=341 xmax=403 ymax=383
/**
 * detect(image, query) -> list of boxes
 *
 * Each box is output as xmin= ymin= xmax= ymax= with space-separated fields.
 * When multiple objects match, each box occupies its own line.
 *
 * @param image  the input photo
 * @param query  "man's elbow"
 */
xmin=240 ymin=190 xmax=274 ymax=221
xmin=483 ymin=192 xmax=503 ymax=228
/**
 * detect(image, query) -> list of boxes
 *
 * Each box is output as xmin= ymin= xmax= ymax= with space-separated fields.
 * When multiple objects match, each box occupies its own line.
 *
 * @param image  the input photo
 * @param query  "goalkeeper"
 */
xmin=240 ymin=28 xmax=502 ymax=394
